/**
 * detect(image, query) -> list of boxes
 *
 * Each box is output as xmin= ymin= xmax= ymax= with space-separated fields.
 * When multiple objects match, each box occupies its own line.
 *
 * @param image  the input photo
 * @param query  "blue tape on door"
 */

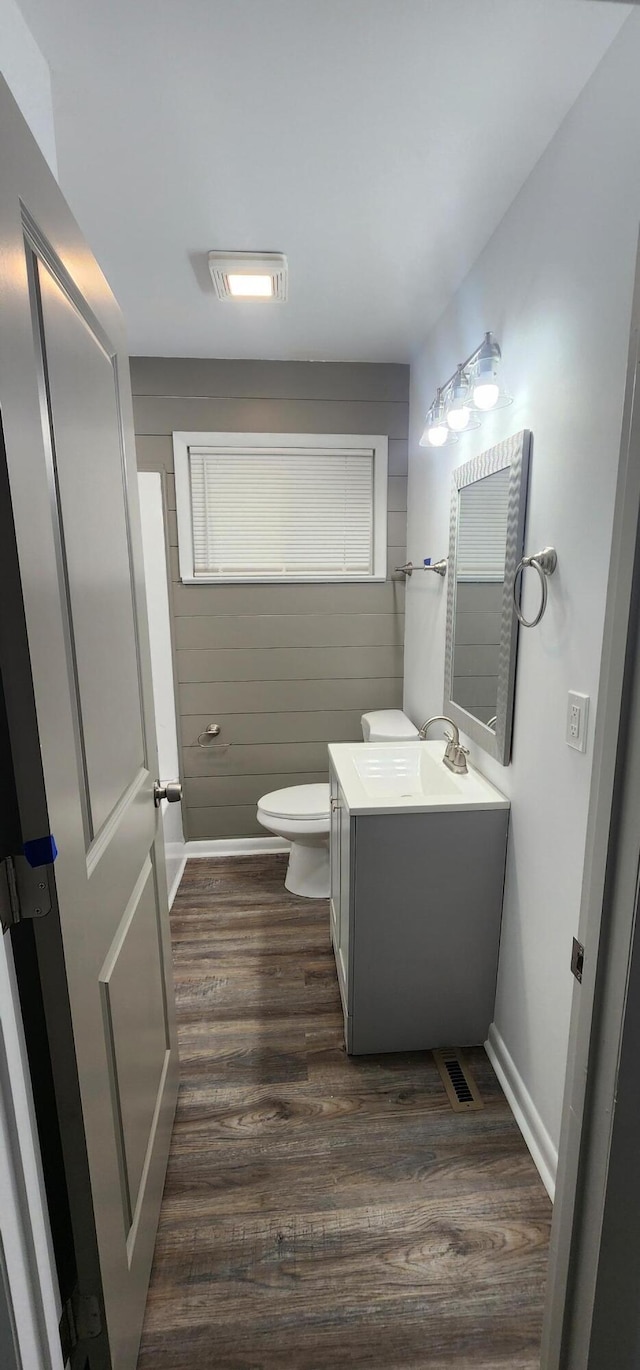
xmin=23 ymin=835 xmax=58 ymax=867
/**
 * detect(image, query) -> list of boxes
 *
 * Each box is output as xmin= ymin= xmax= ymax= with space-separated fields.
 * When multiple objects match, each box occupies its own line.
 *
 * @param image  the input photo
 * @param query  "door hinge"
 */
xmin=0 ymin=855 xmax=52 ymax=934
xmin=571 ymin=937 xmax=585 ymax=984
xmin=59 ymin=1291 xmax=102 ymax=1362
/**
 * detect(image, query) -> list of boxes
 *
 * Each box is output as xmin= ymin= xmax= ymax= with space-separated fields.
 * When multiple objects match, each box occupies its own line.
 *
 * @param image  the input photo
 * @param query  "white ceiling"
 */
xmin=18 ymin=0 xmax=630 ymax=362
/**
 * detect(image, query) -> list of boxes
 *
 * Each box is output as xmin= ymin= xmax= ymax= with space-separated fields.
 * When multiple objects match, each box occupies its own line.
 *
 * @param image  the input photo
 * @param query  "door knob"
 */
xmin=153 ymin=780 xmax=182 ymax=807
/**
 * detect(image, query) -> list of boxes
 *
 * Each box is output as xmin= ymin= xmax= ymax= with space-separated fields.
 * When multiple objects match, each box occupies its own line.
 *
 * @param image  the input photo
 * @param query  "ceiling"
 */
xmin=18 ymin=0 xmax=630 ymax=362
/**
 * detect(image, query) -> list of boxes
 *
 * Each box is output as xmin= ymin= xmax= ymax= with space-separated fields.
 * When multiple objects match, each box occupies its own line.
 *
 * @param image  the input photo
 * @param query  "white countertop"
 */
xmin=328 ymin=740 xmax=510 ymax=815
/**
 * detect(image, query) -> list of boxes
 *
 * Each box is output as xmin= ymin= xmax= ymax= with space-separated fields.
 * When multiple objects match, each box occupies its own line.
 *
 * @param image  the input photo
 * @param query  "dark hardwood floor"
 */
xmin=137 ymin=855 xmax=551 ymax=1370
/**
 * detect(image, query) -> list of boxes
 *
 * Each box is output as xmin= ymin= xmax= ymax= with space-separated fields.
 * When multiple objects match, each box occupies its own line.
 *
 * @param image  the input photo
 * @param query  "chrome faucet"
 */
xmin=418 ymin=715 xmax=470 ymax=775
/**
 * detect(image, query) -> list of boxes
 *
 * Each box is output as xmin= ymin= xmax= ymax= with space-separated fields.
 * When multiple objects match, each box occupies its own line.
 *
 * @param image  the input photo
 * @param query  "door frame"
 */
xmin=542 ymin=228 xmax=640 ymax=1366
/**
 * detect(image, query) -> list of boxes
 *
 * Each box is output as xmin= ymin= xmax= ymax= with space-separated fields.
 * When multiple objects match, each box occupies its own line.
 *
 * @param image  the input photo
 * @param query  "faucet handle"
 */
xmin=450 ymin=743 xmax=470 ymax=775
xmin=443 ymin=729 xmax=456 ymax=760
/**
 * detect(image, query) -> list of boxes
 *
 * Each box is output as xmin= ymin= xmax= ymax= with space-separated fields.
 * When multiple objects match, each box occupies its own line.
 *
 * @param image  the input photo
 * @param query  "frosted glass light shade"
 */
xmin=428 ymin=423 xmax=449 ymax=446
xmin=472 ymin=379 xmax=512 ymax=411
xmin=471 ymin=335 xmax=512 ymax=411
xmin=447 ymin=399 xmax=471 ymax=431
xmin=446 ymin=367 xmax=480 ymax=431
xmin=419 ymin=395 xmax=458 ymax=448
xmin=473 ymin=379 xmax=500 ymax=410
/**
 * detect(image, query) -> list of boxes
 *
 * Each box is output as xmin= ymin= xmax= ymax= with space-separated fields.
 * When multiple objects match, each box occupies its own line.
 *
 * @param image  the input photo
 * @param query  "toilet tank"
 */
xmin=361 ymin=709 xmax=420 ymax=742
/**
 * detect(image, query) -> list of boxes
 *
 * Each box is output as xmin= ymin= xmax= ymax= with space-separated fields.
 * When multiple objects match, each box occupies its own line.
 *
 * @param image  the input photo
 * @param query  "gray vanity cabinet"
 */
xmin=328 ymin=757 xmax=509 ymax=1055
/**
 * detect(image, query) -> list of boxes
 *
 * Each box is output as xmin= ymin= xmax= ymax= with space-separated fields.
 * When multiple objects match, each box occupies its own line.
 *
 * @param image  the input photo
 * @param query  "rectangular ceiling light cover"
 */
xmin=208 ymin=251 xmax=288 ymax=301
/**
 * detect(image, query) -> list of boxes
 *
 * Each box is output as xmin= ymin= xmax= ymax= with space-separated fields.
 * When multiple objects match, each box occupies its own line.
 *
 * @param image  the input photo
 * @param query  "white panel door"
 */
xmin=0 ymin=77 xmax=179 ymax=1369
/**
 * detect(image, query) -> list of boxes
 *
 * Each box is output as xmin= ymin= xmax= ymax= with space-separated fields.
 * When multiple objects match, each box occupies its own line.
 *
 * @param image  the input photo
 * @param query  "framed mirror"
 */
xmin=444 ymin=430 xmax=531 ymax=765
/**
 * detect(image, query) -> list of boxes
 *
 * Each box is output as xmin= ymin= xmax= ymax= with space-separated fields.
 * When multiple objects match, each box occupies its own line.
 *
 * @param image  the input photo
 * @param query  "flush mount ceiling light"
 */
xmin=208 ymin=251 xmax=288 ymax=301
xmin=419 ymin=332 xmax=512 ymax=449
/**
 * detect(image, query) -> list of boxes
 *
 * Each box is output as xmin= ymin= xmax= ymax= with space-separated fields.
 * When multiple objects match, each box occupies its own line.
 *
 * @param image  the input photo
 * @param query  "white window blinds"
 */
xmin=188 ymin=447 xmax=375 ymax=578
xmin=456 ymin=467 xmax=510 ymax=582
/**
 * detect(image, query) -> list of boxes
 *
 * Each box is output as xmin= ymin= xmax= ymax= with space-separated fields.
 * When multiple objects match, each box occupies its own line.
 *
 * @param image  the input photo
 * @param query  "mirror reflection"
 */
xmin=451 ymin=467 xmax=510 ymax=726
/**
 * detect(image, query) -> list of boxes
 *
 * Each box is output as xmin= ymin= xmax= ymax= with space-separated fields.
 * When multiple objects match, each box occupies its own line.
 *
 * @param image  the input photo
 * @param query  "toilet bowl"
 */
xmin=257 ymin=783 xmax=331 ymax=898
xmin=257 ymin=711 xmax=419 ymax=898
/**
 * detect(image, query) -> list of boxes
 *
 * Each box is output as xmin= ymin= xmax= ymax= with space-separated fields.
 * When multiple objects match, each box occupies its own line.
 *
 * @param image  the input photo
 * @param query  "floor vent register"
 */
xmin=433 ymin=1048 xmax=485 ymax=1112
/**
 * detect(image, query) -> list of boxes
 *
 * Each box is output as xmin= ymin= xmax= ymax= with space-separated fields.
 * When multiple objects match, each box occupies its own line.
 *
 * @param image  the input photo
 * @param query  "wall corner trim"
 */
xmin=485 ymin=1022 xmax=557 ymax=1202
xmin=166 ymin=852 xmax=187 ymax=909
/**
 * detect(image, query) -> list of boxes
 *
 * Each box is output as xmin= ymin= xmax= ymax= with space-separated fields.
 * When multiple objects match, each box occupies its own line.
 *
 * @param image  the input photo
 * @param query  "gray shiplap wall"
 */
xmin=131 ymin=358 xmax=409 ymax=839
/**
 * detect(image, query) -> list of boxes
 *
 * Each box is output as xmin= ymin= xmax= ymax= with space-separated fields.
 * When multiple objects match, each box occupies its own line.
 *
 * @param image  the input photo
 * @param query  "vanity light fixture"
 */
xmin=419 ymin=332 xmax=512 ymax=448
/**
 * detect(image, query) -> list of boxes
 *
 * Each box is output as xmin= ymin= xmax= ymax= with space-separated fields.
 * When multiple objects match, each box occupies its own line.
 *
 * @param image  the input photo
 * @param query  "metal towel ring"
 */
xmin=513 ymin=547 xmax=558 ymax=628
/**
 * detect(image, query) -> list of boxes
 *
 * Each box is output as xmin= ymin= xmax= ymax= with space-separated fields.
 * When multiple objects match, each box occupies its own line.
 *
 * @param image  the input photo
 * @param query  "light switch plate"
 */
xmin=567 ymin=691 xmax=589 ymax=752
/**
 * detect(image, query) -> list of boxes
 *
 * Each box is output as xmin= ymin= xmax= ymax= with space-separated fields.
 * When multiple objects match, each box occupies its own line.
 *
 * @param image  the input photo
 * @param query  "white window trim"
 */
xmin=173 ymin=431 xmax=389 ymax=584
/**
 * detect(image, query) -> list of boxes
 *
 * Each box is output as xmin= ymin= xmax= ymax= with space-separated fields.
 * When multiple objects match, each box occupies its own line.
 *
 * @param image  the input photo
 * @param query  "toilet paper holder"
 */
xmin=197 ymin=723 xmax=231 ymax=750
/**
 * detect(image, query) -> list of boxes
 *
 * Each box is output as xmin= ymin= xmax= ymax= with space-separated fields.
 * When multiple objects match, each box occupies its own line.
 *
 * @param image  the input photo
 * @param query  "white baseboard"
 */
xmin=184 ymin=836 xmax=290 ymax=858
xmin=485 ymin=1023 xmax=557 ymax=1202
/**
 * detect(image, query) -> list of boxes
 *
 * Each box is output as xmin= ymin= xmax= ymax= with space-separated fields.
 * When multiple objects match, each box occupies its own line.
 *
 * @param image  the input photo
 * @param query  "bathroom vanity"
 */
xmin=328 ymin=741 xmax=510 ymax=1054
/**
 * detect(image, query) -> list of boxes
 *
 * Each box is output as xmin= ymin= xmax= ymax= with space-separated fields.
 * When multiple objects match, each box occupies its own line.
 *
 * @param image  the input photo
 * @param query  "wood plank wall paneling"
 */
xmin=131 ymin=359 xmax=409 ymax=839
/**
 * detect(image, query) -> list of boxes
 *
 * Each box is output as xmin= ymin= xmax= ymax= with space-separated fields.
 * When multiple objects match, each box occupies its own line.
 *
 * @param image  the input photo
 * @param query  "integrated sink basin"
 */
xmin=353 ymin=744 xmax=459 ymax=799
xmin=328 ymin=740 xmax=509 ymax=815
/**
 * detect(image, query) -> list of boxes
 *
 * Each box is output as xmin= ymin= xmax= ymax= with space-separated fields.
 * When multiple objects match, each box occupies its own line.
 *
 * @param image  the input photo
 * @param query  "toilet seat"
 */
xmin=258 ymin=783 xmax=330 ymax=822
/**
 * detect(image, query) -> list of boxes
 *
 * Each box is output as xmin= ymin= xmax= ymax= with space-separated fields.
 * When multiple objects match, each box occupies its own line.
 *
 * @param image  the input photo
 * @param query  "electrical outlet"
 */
xmin=566 ymin=691 xmax=589 ymax=753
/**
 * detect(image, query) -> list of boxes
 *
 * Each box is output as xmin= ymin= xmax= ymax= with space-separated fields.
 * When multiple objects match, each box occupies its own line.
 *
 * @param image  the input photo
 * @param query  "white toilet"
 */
xmin=257 ymin=710 xmax=419 ymax=898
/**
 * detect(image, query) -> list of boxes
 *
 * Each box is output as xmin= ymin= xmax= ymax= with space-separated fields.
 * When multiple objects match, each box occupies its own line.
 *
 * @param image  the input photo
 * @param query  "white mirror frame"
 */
xmin=444 ymin=429 xmax=531 ymax=766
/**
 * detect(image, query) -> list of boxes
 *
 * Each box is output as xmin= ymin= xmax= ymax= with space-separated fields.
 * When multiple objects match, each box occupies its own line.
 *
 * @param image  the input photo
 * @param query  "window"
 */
xmin=173 ymin=431 xmax=388 ymax=583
